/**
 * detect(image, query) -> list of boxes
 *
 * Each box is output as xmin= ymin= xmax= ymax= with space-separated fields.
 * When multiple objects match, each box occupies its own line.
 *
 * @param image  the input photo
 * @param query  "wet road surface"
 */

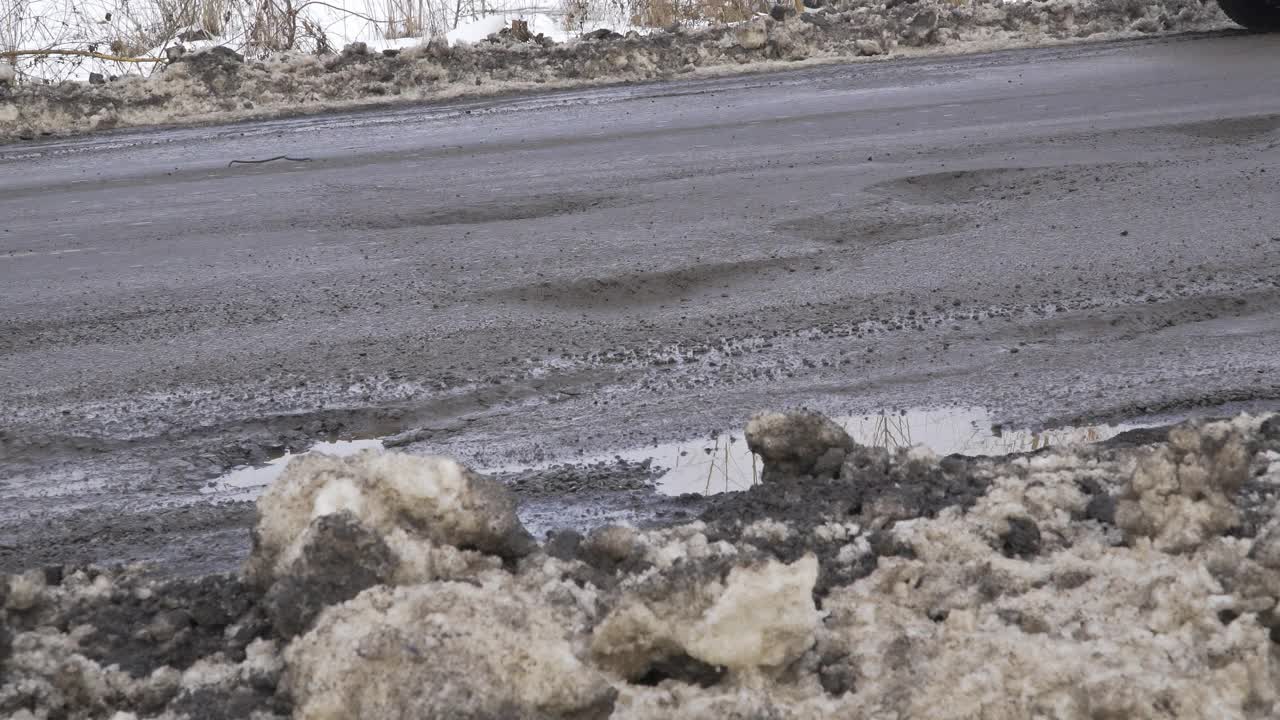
xmin=3 ymin=31 xmax=1280 ymax=572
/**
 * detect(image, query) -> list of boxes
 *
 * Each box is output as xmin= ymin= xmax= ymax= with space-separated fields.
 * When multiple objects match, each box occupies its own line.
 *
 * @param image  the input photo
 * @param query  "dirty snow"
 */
xmin=3 ymin=411 xmax=1280 ymax=718
xmin=284 ymin=581 xmax=617 ymax=719
xmin=0 ymin=0 xmax=1234 ymax=142
xmin=243 ymin=450 xmax=535 ymax=589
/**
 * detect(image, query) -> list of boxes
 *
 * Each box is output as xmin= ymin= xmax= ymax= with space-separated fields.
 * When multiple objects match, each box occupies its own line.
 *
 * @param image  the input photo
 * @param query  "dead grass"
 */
xmin=105 ymin=0 xmax=235 ymax=57
xmin=0 ymin=0 xmax=415 ymax=80
xmin=0 ymin=0 xmax=247 ymax=81
xmin=364 ymin=0 xmax=454 ymax=39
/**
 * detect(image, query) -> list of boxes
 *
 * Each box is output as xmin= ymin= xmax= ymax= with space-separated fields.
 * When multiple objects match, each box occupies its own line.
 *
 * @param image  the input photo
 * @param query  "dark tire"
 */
xmin=1217 ymin=0 xmax=1280 ymax=31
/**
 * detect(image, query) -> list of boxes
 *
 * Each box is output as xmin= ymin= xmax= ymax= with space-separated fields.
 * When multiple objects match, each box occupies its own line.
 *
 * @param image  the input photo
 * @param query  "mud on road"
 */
xmin=3 ymin=33 xmax=1280 ymax=572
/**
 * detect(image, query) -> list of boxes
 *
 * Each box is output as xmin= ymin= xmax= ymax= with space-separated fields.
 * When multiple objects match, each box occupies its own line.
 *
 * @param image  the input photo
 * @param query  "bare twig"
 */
xmin=0 ymin=48 xmax=165 ymax=63
xmin=293 ymin=0 xmax=382 ymax=23
xmin=227 ymin=155 xmax=313 ymax=167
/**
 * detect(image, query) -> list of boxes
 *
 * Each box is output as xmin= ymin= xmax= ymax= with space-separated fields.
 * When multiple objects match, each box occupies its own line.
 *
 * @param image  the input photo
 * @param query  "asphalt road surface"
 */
xmin=3 ymin=31 xmax=1280 ymax=573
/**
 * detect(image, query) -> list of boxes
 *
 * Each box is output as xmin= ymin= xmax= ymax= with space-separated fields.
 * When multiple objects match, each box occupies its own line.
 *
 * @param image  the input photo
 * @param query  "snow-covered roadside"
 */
xmin=0 ymin=0 xmax=1233 ymax=143
xmin=2 ymin=0 xmax=578 ymax=84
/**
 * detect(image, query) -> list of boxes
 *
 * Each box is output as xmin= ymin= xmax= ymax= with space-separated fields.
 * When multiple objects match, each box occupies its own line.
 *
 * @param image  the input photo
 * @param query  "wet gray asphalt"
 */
xmin=2 ymin=31 xmax=1279 ymax=572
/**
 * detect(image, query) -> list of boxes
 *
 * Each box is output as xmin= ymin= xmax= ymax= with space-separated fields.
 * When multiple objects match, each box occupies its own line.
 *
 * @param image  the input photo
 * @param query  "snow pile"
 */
xmin=3 ymin=412 xmax=1280 ymax=719
xmin=1 ymin=0 xmax=1232 ymax=142
xmin=284 ymin=581 xmax=617 ymax=719
xmin=813 ymin=426 xmax=1277 ymax=719
xmin=243 ymin=449 xmax=535 ymax=638
xmin=244 ymin=448 xmax=535 ymax=576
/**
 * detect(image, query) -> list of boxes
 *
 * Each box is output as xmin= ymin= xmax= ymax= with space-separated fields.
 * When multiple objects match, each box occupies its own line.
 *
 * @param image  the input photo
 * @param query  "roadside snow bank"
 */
xmin=3 ymin=412 xmax=1280 ymax=719
xmin=0 ymin=0 xmax=1232 ymax=142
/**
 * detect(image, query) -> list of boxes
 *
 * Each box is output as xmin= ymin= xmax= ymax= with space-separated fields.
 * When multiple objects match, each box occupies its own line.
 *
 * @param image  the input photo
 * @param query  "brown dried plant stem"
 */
xmin=0 ymin=49 xmax=164 ymax=63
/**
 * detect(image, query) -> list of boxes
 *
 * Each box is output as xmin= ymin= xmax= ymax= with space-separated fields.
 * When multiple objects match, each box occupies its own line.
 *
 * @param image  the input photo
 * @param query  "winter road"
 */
xmin=2 ymin=31 xmax=1279 ymax=572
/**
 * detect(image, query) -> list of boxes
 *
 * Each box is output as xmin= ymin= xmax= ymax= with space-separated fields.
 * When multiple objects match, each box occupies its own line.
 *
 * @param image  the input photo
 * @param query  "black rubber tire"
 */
xmin=1217 ymin=0 xmax=1280 ymax=31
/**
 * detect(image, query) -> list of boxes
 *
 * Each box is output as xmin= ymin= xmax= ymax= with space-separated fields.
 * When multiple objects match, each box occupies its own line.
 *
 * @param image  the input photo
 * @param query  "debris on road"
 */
xmin=227 ymin=155 xmax=313 ymax=168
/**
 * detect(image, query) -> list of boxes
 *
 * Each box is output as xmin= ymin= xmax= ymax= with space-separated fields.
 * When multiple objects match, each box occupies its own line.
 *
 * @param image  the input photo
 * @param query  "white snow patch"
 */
xmin=447 ymin=13 xmax=570 ymax=45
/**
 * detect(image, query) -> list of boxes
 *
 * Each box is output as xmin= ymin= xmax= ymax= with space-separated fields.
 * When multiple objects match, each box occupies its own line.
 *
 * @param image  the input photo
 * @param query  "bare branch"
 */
xmin=0 ymin=48 xmax=165 ymax=63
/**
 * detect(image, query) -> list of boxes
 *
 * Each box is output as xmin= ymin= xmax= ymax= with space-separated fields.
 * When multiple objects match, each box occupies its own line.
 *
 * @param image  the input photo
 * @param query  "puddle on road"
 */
xmin=202 ymin=439 xmax=383 ymax=499
xmin=205 ymin=407 xmax=1146 ymax=500
xmin=586 ymin=407 xmax=1144 ymax=496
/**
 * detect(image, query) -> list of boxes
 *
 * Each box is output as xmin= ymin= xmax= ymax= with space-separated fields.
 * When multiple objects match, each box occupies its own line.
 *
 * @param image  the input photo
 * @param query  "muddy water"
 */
xmin=204 ymin=407 xmax=1147 ymax=500
xmin=202 ymin=439 xmax=385 ymax=499
xmin=620 ymin=408 xmax=1145 ymax=496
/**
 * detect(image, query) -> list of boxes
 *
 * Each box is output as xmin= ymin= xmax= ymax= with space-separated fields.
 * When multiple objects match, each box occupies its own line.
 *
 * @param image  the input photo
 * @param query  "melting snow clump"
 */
xmin=245 ymin=450 xmax=535 ymax=585
xmin=1116 ymin=418 xmax=1252 ymax=552
xmin=284 ymin=581 xmax=618 ymax=719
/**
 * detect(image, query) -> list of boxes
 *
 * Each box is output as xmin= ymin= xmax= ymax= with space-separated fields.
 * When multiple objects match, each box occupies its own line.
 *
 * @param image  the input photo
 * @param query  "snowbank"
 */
xmin=0 ymin=0 xmax=1233 ymax=142
xmin=6 ymin=0 xmax=566 ymax=84
xmin=3 ymin=412 xmax=1279 ymax=719
xmin=447 ymin=13 xmax=571 ymax=45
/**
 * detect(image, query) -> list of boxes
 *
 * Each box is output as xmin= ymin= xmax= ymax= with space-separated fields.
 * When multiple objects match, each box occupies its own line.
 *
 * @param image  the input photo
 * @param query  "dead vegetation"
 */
xmin=0 ymin=0 xmax=471 ymax=83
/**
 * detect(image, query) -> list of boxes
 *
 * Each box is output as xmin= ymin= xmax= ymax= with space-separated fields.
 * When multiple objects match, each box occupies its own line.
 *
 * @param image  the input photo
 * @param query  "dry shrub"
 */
xmin=240 ymin=0 xmax=341 ymax=55
xmin=244 ymin=0 xmax=296 ymax=51
xmin=562 ymin=0 xmax=763 ymax=32
xmin=113 ymin=0 xmax=236 ymax=56
xmin=632 ymin=0 xmax=761 ymax=26
xmin=364 ymin=0 xmax=456 ymax=39
xmin=562 ymin=0 xmax=627 ymax=32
